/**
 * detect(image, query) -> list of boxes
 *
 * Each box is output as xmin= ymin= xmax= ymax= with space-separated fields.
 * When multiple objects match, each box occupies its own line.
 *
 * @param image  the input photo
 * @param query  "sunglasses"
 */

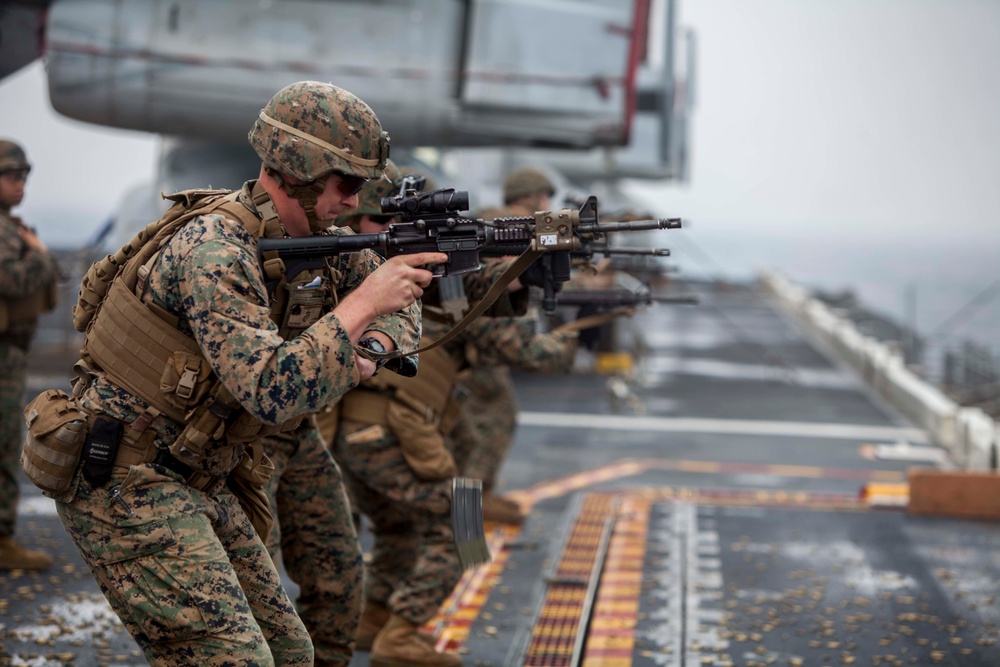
xmin=332 ymin=171 xmax=368 ymax=197
xmin=0 ymin=168 xmax=30 ymax=183
xmin=369 ymin=214 xmax=396 ymax=225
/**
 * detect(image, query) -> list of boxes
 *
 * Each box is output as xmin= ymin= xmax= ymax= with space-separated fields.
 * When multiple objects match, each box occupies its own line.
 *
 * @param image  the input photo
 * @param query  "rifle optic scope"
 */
xmin=381 ymin=187 xmax=470 ymax=218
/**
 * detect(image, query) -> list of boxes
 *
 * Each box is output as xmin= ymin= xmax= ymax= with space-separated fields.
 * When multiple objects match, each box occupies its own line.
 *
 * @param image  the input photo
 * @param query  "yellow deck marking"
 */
xmin=508 ymin=458 xmax=905 ymax=507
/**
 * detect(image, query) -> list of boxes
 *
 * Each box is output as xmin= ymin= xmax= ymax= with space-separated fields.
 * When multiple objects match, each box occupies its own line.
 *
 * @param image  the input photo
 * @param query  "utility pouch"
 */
xmin=227 ymin=443 xmax=276 ymax=539
xmin=21 ymin=390 xmax=91 ymax=497
xmin=160 ymin=351 xmax=214 ymax=413
xmin=82 ymin=418 xmax=123 ymax=487
xmin=279 ymin=273 xmax=329 ymax=337
xmin=386 ymin=394 xmax=457 ymax=481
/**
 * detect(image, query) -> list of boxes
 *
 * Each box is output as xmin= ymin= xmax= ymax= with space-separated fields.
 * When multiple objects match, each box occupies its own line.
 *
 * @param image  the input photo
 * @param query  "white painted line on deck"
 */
xmin=517 ymin=412 xmax=929 ymax=443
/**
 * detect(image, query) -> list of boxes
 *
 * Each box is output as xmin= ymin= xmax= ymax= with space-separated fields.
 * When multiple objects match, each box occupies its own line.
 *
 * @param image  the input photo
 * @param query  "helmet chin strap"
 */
xmin=267 ymin=167 xmax=330 ymax=234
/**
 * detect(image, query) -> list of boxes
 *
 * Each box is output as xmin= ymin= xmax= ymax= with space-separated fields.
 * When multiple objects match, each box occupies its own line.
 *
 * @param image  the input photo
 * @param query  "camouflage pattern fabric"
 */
xmin=248 ymin=81 xmax=389 ymax=181
xmin=262 ymin=422 xmax=363 ymax=667
xmin=335 ymin=278 xmax=576 ymax=625
xmin=0 ymin=139 xmax=30 ymax=172
xmin=332 ymin=418 xmax=457 ymax=624
xmin=502 ymin=167 xmax=554 ymax=203
xmin=76 ymin=181 xmax=420 ymax=475
xmin=60 ymin=181 xmax=421 ymax=663
xmin=422 ymin=313 xmax=577 ymax=374
xmin=0 ymin=209 xmax=59 ymax=536
xmin=0 ymin=343 xmax=26 ymax=536
xmin=448 ymin=366 xmax=518 ymax=489
xmin=57 ymin=465 xmax=311 ymax=665
xmin=0 ymin=209 xmax=59 ymax=344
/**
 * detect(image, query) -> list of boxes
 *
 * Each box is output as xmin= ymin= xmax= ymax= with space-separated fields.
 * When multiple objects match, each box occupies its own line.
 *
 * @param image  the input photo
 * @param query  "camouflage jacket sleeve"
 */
xmin=0 ymin=213 xmax=59 ymax=299
xmin=459 ymin=316 xmax=577 ymax=373
xmin=153 ymin=215 xmax=364 ymax=425
xmin=329 ymin=227 xmax=421 ymax=355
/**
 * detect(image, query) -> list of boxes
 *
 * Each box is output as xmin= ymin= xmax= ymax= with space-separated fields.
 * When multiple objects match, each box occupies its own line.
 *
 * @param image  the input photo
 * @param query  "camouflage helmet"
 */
xmin=349 ymin=159 xmax=402 ymax=218
xmin=248 ymin=81 xmax=389 ymax=182
xmin=503 ymin=167 xmax=554 ymax=203
xmin=0 ymin=140 xmax=30 ymax=173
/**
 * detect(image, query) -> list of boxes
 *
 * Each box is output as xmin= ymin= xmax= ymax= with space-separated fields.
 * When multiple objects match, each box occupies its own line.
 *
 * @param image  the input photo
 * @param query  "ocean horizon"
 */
xmin=663 ymin=225 xmax=1000 ymax=373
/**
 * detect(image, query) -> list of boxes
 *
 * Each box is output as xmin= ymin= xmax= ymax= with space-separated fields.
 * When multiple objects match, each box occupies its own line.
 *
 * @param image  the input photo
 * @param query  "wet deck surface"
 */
xmin=4 ymin=280 xmax=998 ymax=666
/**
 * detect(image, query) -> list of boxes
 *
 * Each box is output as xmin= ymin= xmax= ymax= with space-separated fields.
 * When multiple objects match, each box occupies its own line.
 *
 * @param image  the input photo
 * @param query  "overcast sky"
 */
xmin=0 ymin=0 xmax=997 ymax=343
xmin=631 ymin=0 xmax=1000 ymax=241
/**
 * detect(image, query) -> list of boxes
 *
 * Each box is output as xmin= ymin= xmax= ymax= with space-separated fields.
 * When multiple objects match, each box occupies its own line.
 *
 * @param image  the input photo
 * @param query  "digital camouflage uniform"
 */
xmin=333 ymin=260 xmax=576 ymax=665
xmin=261 ymin=422 xmax=362 ymax=667
xmin=53 ymin=83 xmax=418 ymax=667
xmin=0 ymin=153 xmax=59 ymax=549
xmin=255 ymin=135 xmax=407 ymax=667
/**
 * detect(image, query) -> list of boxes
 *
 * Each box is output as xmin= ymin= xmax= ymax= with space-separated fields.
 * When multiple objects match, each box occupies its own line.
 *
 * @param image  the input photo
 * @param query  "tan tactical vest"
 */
xmin=73 ymin=184 xmax=327 ymax=469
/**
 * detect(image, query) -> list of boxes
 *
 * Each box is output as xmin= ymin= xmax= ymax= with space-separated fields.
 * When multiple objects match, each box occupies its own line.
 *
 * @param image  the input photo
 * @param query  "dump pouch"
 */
xmin=20 ymin=390 xmax=91 ymax=498
xmin=159 ymin=350 xmax=215 ymax=414
xmin=227 ymin=443 xmax=276 ymax=539
xmin=386 ymin=391 xmax=458 ymax=481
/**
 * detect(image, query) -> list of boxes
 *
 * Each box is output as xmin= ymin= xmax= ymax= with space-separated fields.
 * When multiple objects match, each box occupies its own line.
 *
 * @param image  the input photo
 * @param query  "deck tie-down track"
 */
xmin=524 ymin=494 xmax=617 ymax=666
xmin=432 ymin=488 xmax=1000 ymax=666
xmin=522 ymin=493 xmax=729 ymax=667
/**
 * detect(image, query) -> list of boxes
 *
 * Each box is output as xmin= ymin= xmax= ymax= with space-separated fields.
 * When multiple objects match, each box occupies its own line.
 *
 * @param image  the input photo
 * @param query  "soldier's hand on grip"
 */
xmin=360 ymin=252 xmax=447 ymax=316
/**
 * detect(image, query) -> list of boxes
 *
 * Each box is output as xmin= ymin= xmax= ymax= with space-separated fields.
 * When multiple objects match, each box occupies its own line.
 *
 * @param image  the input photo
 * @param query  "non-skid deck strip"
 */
xmin=581 ymin=494 xmax=651 ymax=667
xmin=426 ymin=485 xmax=892 ymax=663
xmin=523 ymin=494 xmax=616 ymax=666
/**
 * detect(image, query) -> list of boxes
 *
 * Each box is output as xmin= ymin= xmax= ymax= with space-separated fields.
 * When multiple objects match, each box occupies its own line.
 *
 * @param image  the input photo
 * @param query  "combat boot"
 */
xmin=482 ymin=492 xmax=526 ymax=525
xmin=370 ymin=614 xmax=461 ymax=667
xmin=359 ymin=601 xmax=437 ymax=651
xmin=357 ymin=600 xmax=392 ymax=650
xmin=0 ymin=536 xmax=53 ymax=571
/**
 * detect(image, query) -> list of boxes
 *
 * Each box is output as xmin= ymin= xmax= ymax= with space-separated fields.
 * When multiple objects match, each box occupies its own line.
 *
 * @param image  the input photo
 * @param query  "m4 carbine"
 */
xmin=258 ymin=188 xmax=681 ymax=312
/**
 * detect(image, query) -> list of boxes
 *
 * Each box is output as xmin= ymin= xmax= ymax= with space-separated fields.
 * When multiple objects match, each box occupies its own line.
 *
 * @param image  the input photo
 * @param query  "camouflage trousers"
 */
xmin=333 ymin=418 xmax=461 ymax=625
xmin=0 ymin=342 xmax=27 ymax=537
xmin=57 ymin=463 xmax=312 ymax=666
xmin=262 ymin=423 xmax=362 ymax=667
xmin=449 ymin=366 xmax=518 ymax=490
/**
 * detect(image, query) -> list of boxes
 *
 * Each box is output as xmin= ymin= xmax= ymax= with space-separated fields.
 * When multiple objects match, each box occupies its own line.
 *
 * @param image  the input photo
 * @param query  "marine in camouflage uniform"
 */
xmin=333 ymin=249 xmax=577 ymax=667
xmin=50 ymin=83 xmax=445 ymax=666
xmin=262 ymin=160 xmax=404 ymax=667
xmin=448 ymin=166 xmax=562 ymax=525
xmin=0 ymin=139 xmax=60 ymax=570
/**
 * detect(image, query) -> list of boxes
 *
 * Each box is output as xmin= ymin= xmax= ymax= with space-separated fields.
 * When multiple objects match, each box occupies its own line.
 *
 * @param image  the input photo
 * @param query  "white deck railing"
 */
xmin=759 ymin=269 xmax=999 ymax=470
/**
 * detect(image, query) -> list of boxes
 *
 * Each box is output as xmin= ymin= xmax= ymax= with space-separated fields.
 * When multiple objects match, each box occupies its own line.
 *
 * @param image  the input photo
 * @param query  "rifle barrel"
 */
xmin=583 ymin=217 xmax=682 ymax=234
xmin=592 ymin=246 xmax=670 ymax=257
